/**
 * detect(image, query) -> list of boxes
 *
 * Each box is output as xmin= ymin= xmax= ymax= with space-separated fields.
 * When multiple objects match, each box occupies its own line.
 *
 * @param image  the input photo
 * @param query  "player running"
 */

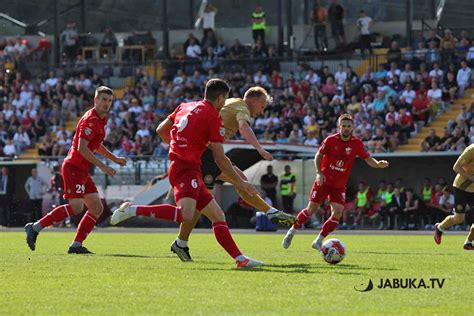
xmin=282 ymin=114 xmax=389 ymax=251
xmin=110 ymin=79 xmax=264 ymax=268
xmin=434 ymin=144 xmax=474 ymax=250
xmin=168 ymin=86 xmax=296 ymax=261
xmin=24 ymin=86 xmax=127 ymax=254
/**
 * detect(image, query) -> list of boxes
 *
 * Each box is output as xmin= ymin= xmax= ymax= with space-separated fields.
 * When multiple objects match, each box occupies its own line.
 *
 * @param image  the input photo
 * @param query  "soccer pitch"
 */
xmin=1 ymin=230 xmax=472 ymax=315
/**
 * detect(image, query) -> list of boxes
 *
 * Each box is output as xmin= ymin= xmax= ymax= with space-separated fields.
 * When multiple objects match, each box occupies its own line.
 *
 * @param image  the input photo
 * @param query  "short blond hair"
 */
xmin=337 ymin=113 xmax=354 ymax=125
xmin=244 ymin=86 xmax=273 ymax=104
xmin=95 ymin=86 xmax=114 ymax=98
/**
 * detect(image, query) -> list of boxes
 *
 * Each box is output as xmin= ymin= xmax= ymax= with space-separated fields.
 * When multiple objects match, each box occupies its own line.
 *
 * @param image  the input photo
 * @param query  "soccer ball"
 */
xmin=320 ymin=238 xmax=346 ymax=264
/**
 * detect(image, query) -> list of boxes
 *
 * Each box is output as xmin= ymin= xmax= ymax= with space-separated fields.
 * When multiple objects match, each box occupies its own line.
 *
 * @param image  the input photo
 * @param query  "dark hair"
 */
xmin=204 ymin=79 xmax=230 ymax=101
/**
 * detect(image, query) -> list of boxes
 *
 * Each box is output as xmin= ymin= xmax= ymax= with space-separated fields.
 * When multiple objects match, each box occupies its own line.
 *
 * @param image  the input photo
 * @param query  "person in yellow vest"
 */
xmin=353 ymin=181 xmax=371 ymax=229
xmin=280 ymin=165 xmax=296 ymax=213
xmin=420 ymin=177 xmax=434 ymax=226
xmin=420 ymin=177 xmax=434 ymax=207
xmin=252 ymin=5 xmax=266 ymax=43
xmin=378 ymin=182 xmax=395 ymax=229
xmin=376 ymin=180 xmax=387 ymax=202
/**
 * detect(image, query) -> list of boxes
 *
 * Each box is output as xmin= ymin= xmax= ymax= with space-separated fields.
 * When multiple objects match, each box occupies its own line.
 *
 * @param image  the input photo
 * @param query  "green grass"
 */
xmin=0 ymin=230 xmax=472 ymax=315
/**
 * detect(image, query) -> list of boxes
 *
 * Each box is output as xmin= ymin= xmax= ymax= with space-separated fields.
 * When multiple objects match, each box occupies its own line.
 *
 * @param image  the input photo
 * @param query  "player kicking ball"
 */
xmin=168 ymin=86 xmax=296 ymax=262
xmin=25 ymin=86 xmax=127 ymax=254
xmin=434 ymin=144 xmax=474 ymax=250
xmin=282 ymin=114 xmax=389 ymax=251
xmin=111 ymin=79 xmax=264 ymax=268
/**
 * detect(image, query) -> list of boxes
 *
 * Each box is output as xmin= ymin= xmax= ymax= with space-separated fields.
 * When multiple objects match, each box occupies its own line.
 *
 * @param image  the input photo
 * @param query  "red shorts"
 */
xmin=62 ymin=162 xmax=98 ymax=199
xmin=309 ymin=182 xmax=346 ymax=205
xmin=169 ymin=160 xmax=213 ymax=211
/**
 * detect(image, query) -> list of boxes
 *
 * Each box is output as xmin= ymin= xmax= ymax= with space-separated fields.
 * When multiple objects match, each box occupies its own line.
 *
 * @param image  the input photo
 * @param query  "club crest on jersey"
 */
xmin=85 ymin=127 xmax=92 ymax=135
xmin=220 ymin=127 xmax=226 ymax=137
xmin=345 ymin=147 xmax=352 ymax=155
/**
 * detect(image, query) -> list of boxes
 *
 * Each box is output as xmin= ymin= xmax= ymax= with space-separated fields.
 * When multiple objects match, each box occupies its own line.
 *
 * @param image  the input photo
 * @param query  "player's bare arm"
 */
xmin=209 ymin=141 xmax=257 ymax=197
xmin=238 ymin=119 xmax=273 ymax=160
xmin=97 ymin=144 xmax=126 ymax=166
xmin=78 ymin=137 xmax=116 ymax=177
xmin=314 ymin=151 xmax=325 ymax=185
xmin=156 ymin=118 xmax=173 ymax=144
xmin=452 ymin=155 xmax=474 ymax=182
xmin=364 ymin=157 xmax=389 ymax=168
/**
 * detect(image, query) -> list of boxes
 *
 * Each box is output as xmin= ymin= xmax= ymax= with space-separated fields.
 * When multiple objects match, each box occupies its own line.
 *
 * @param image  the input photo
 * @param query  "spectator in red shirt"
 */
xmin=412 ymin=92 xmax=430 ymax=125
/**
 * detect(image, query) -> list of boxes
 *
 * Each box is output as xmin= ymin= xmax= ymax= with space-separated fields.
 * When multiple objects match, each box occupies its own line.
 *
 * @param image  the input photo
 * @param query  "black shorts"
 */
xmin=201 ymin=148 xmax=222 ymax=189
xmin=454 ymin=187 xmax=474 ymax=214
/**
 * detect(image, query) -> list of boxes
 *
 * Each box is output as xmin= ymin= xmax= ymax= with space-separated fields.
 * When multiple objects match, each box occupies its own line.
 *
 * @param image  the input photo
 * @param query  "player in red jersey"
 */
xmin=282 ymin=114 xmax=389 ymax=251
xmin=25 ymin=86 xmax=127 ymax=254
xmin=110 ymin=79 xmax=264 ymax=268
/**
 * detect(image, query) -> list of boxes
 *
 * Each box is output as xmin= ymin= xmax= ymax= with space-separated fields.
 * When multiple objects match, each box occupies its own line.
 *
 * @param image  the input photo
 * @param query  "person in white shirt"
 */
xmin=45 ymin=71 xmax=58 ymax=87
xmin=185 ymin=38 xmax=201 ymax=59
xmin=25 ymin=168 xmax=49 ymax=220
xmin=135 ymin=123 xmax=151 ymax=139
xmin=3 ymin=139 xmax=16 ymax=157
xmin=303 ymin=131 xmax=319 ymax=147
xmin=305 ymin=68 xmax=320 ymax=85
xmin=13 ymin=126 xmax=31 ymax=154
xmin=200 ymin=4 xmax=218 ymax=33
xmin=427 ymin=81 xmax=443 ymax=119
xmin=386 ymin=62 xmax=401 ymax=84
xmin=357 ymin=10 xmax=373 ymax=56
xmin=429 ymin=63 xmax=443 ymax=82
xmin=401 ymin=83 xmax=416 ymax=104
xmin=400 ymin=63 xmax=415 ymax=85
xmin=456 ymin=60 xmax=471 ymax=95
xmin=334 ymin=64 xmax=347 ymax=86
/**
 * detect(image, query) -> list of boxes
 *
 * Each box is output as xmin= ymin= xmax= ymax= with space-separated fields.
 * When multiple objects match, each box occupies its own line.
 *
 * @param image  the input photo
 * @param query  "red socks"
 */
xmin=136 ymin=205 xmax=182 ymax=223
xmin=293 ymin=209 xmax=312 ymax=229
xmin=320 ymin=215 xmax=340 ymax=237
xmin=212 ymin=221 xmax=242 ymax=259
xmin=73 ymin=211 xmax=97 ymax=243
xmin=38 ymin=204 xmax=73 ymax=228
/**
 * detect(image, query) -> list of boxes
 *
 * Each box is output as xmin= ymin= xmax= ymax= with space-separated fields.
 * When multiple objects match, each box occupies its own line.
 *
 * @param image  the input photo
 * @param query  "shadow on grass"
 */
xmin=355 ymin=251 xmax=459 ymax=256
xmin=103 ymin=253 xmax=155 ymax=258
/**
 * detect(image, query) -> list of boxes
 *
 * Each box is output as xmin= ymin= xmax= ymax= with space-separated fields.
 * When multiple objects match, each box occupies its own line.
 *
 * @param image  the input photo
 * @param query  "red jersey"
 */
xmin=167 ymin=100 xmax=224 ymax=165
xmin=319 ymin=133 xmax=370 ymax=188
xmin=64 ymin=108 xmax=107 ymax=171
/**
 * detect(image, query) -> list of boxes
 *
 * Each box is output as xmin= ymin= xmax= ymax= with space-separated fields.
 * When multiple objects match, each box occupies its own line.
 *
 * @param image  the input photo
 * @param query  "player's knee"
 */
xmin=181 ymin=209 xmax=195 ymax=223
xmin=453 ymin=213 xmax=465 ymax=224
xmin=307 ymin=203 xmax=319 ymax=214
xmin=89 ymin=203 xmax=103 ymax=217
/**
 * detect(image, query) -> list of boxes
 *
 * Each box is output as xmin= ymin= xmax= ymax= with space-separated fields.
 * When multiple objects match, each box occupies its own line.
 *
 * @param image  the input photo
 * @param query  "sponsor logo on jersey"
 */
xmin=204 ymin=174 xmax=214 ymax=185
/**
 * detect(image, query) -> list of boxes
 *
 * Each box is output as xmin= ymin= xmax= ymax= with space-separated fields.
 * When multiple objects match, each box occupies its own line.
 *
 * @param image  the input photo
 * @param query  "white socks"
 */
xmin=176 ymin=238 xmax=188 ymax=248
xmin=235 ymin=255 xmax=247 ymax=262
xmin=266 ymin=207 xmax=278 ymax=214
xmin=129 ymin=205 xmax=137 ymax=216
xmin=288 ymin=227 xmax=297 ymax=235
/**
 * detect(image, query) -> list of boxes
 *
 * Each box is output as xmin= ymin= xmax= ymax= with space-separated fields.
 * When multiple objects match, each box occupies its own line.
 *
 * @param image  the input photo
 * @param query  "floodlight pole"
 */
xmin=286 ymin=0 xmax=293 ymax=56
xmin=189 ymin=0 xmax=194 ymax=29
xmin=406 ymin=0 xmax=413 ymax=47
xmin=80 ymin=0 xmax=86 ymax=32
xmin=53 ymin=0 xmax=60 ymax=65
xmin=277 ymin=0 xmax=284 ymax=56
xmin=162 ymin=0 xmax=169 ymax=58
